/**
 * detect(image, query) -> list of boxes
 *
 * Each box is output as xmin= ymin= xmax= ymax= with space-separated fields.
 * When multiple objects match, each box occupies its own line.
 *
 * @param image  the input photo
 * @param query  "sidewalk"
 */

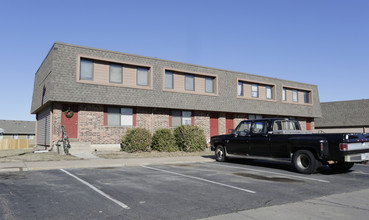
xmin=0 ymin=155 xmax=215 ymax=172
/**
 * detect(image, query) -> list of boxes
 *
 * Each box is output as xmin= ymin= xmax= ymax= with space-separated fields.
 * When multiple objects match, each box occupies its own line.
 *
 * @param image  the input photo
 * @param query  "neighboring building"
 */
xmin=31 ymin=42 xmax=322 ymax=149
xmin=315 ymin=99 xmax=369 ymax=133
xmin=0 ymin=120 xmax=36 ymax=148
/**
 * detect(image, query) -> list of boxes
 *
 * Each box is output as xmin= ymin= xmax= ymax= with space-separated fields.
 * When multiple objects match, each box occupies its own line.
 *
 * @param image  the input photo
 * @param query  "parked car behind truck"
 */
xmin=210 ymin=118 xmax=369 ymax=174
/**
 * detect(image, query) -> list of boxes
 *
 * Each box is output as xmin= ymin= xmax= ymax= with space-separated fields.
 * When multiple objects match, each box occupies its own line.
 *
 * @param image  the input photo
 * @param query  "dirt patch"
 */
xmin=0 ymin=148 xmax=80 ymax=163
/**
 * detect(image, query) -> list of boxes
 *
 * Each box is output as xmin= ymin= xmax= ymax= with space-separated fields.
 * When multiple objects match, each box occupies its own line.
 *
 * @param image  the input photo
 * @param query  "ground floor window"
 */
xmin=107 ymin=107 xmax=133 ymax=126
xmin=171 ymin=110 xmax=193 ymax=127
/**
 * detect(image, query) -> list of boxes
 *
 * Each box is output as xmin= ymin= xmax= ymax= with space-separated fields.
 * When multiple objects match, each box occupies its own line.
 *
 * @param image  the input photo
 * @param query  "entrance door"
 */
xmin=210 ymin=113 xmax=219 ymax=137
xmin=62 ymin=105 xmax=78 ymax=139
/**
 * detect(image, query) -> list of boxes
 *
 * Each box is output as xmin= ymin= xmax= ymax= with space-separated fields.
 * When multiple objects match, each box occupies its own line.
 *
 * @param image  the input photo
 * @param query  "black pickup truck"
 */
xmin=210 ymin=118 xmax=369 ymax=174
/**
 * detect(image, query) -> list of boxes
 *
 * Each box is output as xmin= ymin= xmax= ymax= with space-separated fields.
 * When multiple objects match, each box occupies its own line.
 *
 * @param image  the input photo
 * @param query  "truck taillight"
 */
xmin=320 ymin=143 xmax=324 ymax=151
xmin=340 ymin=143 xmax=348 ymax=151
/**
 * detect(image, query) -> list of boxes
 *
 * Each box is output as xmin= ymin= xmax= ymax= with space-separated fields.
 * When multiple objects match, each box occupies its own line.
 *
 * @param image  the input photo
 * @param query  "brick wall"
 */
xmin=50 ymin=102 xmax=315 ymax=145
xmin=194 ymin=111 xmax=210 ymax=140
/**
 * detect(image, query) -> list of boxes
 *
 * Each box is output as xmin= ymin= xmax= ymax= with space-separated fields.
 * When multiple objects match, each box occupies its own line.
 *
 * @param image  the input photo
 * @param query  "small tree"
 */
xmin=152 ymin=129 xmax=178 ymax=152
xmin=121 ymin=128 xmax=152 ymax=153
xmin=174 ymin=125 xmax=206 ymax=152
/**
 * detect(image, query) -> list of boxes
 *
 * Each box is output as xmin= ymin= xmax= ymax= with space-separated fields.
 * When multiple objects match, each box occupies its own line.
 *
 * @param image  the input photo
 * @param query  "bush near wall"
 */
xmin=121 ymin=128 xmax=152 ymax=153
xmin=174 ymin=125 xmax=206 ymax=152
xmin=152 ymin=129 xmax=178 ymax=152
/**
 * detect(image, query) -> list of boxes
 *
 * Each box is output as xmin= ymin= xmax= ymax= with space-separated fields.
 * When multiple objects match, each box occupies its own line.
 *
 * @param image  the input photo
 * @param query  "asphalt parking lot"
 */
xmin=1 ymin=159 xmax=369 ymax=220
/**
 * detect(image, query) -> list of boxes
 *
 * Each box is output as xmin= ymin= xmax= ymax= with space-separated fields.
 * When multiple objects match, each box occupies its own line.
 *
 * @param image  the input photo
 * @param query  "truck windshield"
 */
xmin=273 ymin=120 xmax=301 ymax=131
xmin=236 ymin=121 xmax=252 ymax=132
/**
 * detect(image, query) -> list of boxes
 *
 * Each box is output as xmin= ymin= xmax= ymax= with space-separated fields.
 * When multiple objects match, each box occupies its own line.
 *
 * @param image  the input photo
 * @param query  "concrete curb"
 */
xmin=0 ymin=156 xmax=215 ymax=172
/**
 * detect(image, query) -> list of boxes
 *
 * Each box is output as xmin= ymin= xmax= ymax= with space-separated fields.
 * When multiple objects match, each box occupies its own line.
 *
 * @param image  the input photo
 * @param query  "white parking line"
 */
xmin=204 ymin=163 xmax=330 ymax=183
xmin=142 ymin=165 xmax=256 ymax=194
xmin=60 ymin=169 xmax=130 ymax=209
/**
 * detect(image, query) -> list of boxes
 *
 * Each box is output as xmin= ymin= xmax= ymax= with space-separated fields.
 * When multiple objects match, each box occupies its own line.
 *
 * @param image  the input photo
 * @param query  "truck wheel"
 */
xmin=292 ymin=150 xmax=318 ymax=174
xmin=329 ymin=162 xmax=354 ymax=172
xmin=215 ymin=145 xmax=227 ymax=162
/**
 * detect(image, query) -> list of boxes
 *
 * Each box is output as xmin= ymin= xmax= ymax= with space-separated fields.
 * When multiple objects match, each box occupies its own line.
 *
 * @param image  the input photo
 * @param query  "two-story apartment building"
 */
xmin=31 ymin=42 xmax=322 ymax=149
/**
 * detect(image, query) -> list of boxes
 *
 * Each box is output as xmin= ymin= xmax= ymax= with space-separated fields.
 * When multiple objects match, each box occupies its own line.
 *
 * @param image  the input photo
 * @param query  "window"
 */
xmin=12 ymin=134 xmax=18 ymax=139
xmin=80 ymin=59 xmax=94 ymax=80
xmin=266 ymin=86 xmax=272 ymax=99
xmin=0 ymin=134 xmax=3 ymax=139
xmin=238 ymin=81 xmax=243 ymax=96
xmin=107 ymin=107 xmax=133 ymax=126
xmin=109 ymin=63 xmax=123 ymax=83
xmin=137 ymin=67 xmax=149 ymax=86
xmin=304 ymin=91 xmax=310 ymax=103
xmin=185 ymin=74 xmax=195 ymax=91
xmin=165 ymin=70 xmax=173 ymax=89
xmin=249 ymin=115 xmax=263 ymax=120
xmin=292 ymin=90 xmax=298 ymax=102
xmin=282 ymin=88 xmax=287 ymax=101
xmin=236 ymin=121 xmax=252 ymax=132
xmin=251 ymin=121 xmax=268 ymax=134
xmin=273 ymin=120 xmax=301 ymax=131
xmin=251 ymin=84 xmax=258 ymax=98
xmin=171 ymin=110 xmax=192 ymax=127
xmin=27 ymin=135 xmax=35 ymax=140
xmin=205 ymin=77 xmax=214 ymax=93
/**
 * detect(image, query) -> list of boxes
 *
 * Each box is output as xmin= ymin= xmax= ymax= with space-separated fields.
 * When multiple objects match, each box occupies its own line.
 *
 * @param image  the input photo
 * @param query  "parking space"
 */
xmin=1 ymin=161 xmax=369 ymax=219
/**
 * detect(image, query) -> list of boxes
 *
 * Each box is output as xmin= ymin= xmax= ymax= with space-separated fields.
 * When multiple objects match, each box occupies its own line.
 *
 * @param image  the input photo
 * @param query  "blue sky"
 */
xmin=0 ymin=0 xmax=368 ymax=121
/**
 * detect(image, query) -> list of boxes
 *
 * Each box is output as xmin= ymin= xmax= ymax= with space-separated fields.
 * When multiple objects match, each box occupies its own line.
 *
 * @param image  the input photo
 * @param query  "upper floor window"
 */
xmin=238 ymin=81 xmax=244 ymax=96
xmin=266 ymin=86 xmax=272 ymax=99
xmin=292 ymin=90 xmax=298 ymax=102
xmin=109 ymin=63 xmax=123 ymax=84
xmin=137 ymin=67 xmax=149 ymax=86
xmin=80 ymin=59 xmax=94 ymax=80
xmin=185 ymin=74 xmax=195 ymax=91
xmin=12 ymin=134 xmax=18 ymax=139
xmin=251 ymin=84 xmax=259 ymax=98
xmin=0 ymin=134 xmax=3 ymax=139
xmin=205 ymin=77 xmax=214 ymax=93
xmin=304 ymin=91 xmax=310 ymax=103
xmin=165 ymin=70 xmax=174 ymax=89
xmin=282 ymin=88 xmax=287 ymax=101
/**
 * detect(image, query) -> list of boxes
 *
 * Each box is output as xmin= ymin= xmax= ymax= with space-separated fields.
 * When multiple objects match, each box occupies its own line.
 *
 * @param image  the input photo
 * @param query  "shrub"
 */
xmin=121 ymin=128 xmax=152 ymax=153
xmin=152 ymin=129 xmax=178 ymax=152
xmin=173 ymin=125 xmax=206 ymax=152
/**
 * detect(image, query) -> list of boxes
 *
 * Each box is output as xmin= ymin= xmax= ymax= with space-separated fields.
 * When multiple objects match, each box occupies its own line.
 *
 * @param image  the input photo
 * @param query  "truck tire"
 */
xmin=329 ymin=162 xmax=354 ymax=172
xmin=292 ymin=150 xmax=318 ymax=174
xmin=215 ymin=145 xmax=227 ymax=162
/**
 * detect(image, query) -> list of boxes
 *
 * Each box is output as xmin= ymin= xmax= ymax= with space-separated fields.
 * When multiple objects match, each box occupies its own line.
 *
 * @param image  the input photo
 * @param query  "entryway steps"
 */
xmin=69 ymin=142 xmax=98 ymax=159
